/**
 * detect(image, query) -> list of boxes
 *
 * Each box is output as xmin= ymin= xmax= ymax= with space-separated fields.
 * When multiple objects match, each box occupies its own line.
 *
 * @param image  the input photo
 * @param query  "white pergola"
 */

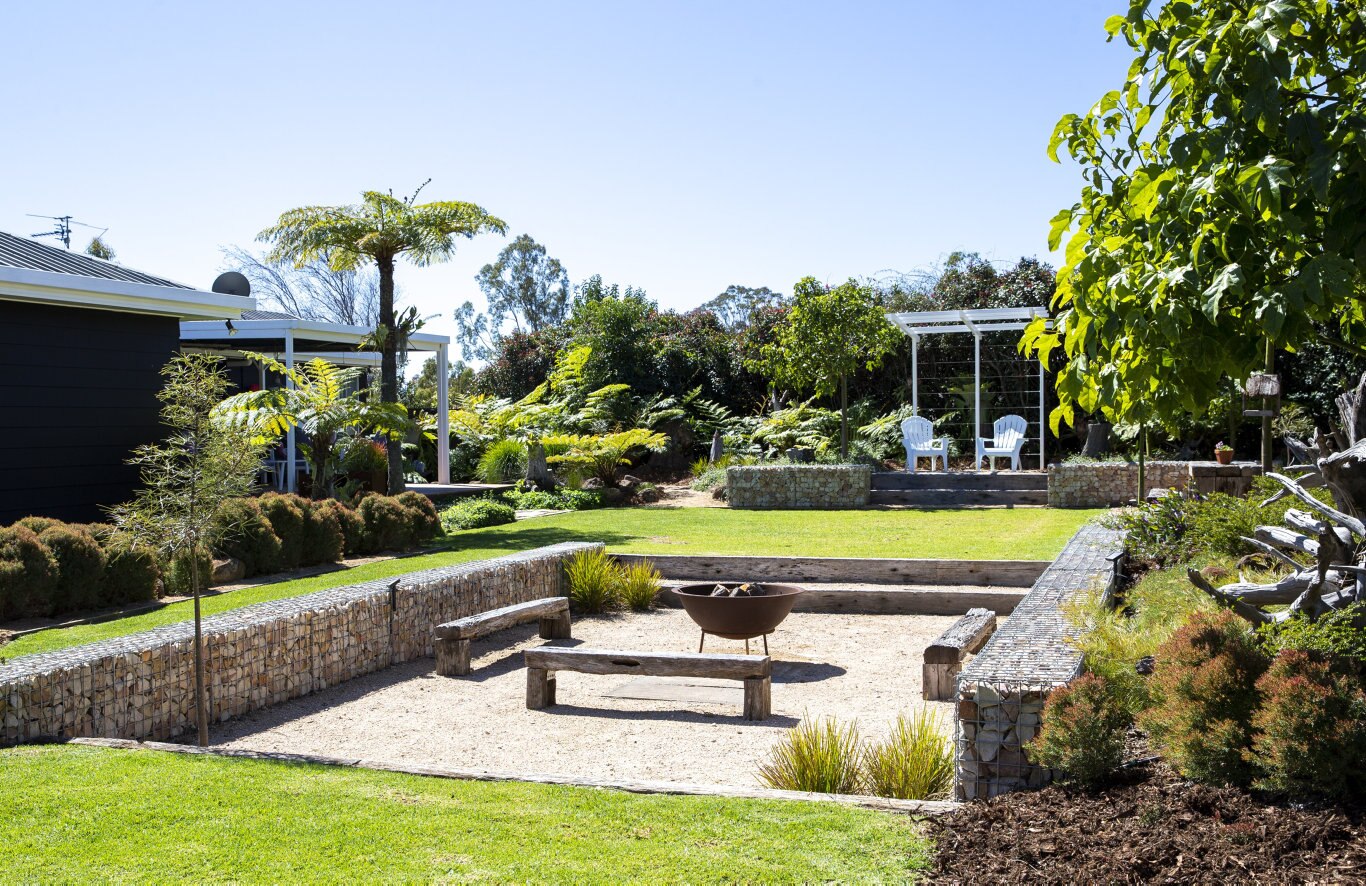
xmin=884 ymin=307 xmax=1051 ymax=470
xmin=180 ymin=315 xmax=452 ymax=492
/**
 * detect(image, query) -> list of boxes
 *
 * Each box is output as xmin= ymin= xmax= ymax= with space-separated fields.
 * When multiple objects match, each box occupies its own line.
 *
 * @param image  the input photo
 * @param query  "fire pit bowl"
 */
xmin=673 ymin=582 xmax=803 ymax=643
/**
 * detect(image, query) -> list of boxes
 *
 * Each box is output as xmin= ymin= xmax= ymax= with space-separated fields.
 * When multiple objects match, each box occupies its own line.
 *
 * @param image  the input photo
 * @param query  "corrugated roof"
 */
xmin=0 ymin=230 xmax=194 ymax=290
xmin=240 ymin=309 xmax=298 ymax=320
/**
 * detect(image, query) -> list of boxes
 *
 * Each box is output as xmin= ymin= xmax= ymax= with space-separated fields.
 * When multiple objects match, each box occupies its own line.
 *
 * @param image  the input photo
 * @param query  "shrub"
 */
xmin=617 ymin=561 xmax=661 ymax=611
xmin=1257 ymin=604 xmax=1366 ymax=666
xmin=440 ymin=498 xmax=516 ymax=532
xmin=317 ymin=500 xmax=366 ymax=557
xmin=758 ymin=717 xmax=864 ymax=794
xmin=500 ymin=483 xmax=602 ymax=511
xmin=16 ymin=516 xmax=61 ymax=535
xmin=396 ymin=491 xmax=440 ymax=542
xmin=210 ymin=498 xmax=283 ymax=577
xmin=564 ymin=548 xmax=620 ymax=614
xmin=37 ymin=524 xmax=106 ymax=613
xmin=1138 ymin=610 xmax=1269 ymax=786
xmin=863 ymin=710 xmax=954 ymax=800
xmin=164 ymin=547 xmax=213 ymax=596
xmin=259 ymin=493 xmax=306 ymax=569
xmin=299 ymin=499 xmax=345 ymax=566
xmin=100 ymin=541 xmax=161 ymax=605
xmin=358 ymin=495 xmax=415 ymax=552
xmin=1250 ymin=650 xmax=1366 ymax=799
xmin=477 ymin=438 xmax=527 ymax=484
xmin=1027 ymin=674 xmax=1128 ymax=788
xmin=0 ymin=525 xmax=58 ymax=619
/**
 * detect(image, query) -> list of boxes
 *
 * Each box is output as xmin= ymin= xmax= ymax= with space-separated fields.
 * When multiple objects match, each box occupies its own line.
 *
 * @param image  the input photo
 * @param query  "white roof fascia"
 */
xmin=0 ymin=265 xmax=254 ymax=320
xmin=180 ymin=317 xmax=450 ymax=350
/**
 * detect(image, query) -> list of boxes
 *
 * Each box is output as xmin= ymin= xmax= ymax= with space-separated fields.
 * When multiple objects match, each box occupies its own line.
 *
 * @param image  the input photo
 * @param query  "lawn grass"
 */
xmin=0 ymin=745 xmax=931 ymax=883
xmin=3 ymin=507 xmax=1100 ymax=660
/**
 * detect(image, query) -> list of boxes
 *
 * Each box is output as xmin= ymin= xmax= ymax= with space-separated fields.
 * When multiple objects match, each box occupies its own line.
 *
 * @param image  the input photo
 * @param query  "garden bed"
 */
xmin=208 ymin=608 xmax=963 ymax=789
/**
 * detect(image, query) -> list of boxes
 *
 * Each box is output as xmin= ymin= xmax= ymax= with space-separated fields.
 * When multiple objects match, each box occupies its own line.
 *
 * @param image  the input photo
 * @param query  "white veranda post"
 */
xmin=1039 ymin=354 xmax=1046 ymax=470
xmin=285 ymin=328 xmax=297 ymax=493
xmin=436 ymin=343 xmax=451 ymax=484
xmin=910 ymin=333 xmax=919 ymax=415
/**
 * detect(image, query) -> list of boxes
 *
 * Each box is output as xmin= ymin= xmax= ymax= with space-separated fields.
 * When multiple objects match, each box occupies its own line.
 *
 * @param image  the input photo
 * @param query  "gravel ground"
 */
xmin=212 ymin=609 xmax=961 ymax=788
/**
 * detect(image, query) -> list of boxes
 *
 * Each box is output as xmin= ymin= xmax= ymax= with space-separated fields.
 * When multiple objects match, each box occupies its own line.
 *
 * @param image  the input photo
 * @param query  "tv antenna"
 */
xmin=26 ymin=215 xmax=109 ymax=251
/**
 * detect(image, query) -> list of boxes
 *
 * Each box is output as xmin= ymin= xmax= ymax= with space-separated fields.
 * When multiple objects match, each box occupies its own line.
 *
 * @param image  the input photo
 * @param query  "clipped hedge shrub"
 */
xmin=1139 ymin=610 xmax=1269 ymax=786
xmin=301 ymin=500 xmax=345 ymax=566
xmin=396 ymin=491 xmax=440 ymax=541
xmin=0 ymin=525 xmax=58 ymax=619
xmin=1250 ymin=650 xmax=1366 ymax=799
xmin=15 ymin=516 xmax=61 ymax=535
xmin=164 ymin=547 xmax=213 ymax=596
xmin=100 ymin=542 xmax=161 ymax=605
xmin=259 ymin=493 xmax=306 ymax=570
xmin=317 ymin=499 xmax=366 ymax=557
xmin=38 ymin=524 xmax=106 ymax=613
xmin=358 ymin=495 xmax=414 ymax=552
xmin=211 ymin=498 xmax=283 ymax=577
xmin=1028 ymin=673 xmax=1128 ymax=788
xmin=440 ymin=498 xmax=516 ymax=532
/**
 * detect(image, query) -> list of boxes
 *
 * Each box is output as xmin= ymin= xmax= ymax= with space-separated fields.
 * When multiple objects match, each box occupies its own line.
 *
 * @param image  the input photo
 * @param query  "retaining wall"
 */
xmin=1048 ymin=460 xmax=1261 ymax=507
xmin=726 ymin=464 xmax=872 ymax=509
xmin=0 ymin=542 xmax=599 ymax=746
xmin=953 ymin=522 xmax=1124 ymax=800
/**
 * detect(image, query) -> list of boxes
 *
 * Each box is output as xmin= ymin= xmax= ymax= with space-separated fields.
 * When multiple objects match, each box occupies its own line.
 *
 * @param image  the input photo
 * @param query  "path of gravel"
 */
xmin=212 ymin=609 xmax=960 ymax=788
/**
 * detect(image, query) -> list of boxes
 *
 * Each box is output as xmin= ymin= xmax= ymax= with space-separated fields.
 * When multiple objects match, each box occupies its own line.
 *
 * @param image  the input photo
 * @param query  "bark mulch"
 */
xmin=927 ymin=762 xmax=1366 ymax=885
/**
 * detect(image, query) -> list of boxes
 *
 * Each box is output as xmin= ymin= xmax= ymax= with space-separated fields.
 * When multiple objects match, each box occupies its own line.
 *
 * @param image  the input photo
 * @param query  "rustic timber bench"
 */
xmin=922 ymin=607 xmax=997 ymax=701
xmin=434 ymin=597 xmax=572 ymax=677
xmin=524 ymin=647 xmax=773 ymax=720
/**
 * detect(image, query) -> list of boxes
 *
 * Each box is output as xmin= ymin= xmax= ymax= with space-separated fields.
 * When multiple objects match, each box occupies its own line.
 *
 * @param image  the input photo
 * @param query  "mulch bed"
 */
xmin=927 ymin=761 xmax=1366 ymax=884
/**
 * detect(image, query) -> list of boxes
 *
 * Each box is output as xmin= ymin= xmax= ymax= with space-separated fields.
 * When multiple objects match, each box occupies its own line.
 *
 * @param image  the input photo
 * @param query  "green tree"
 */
xmin=213 ymin=353 xmax=413 ymax=498
xmin=701 ymin=284 xmax=787 ymax=331
xmin=456 ymin=234 xmax=569 ymax=361
xmin=109 ymin=354 xmax=265 ymax=747
xmin=760 ymin=277 xmax=900 ymax=459
xmin=85 ymin=236 xmax=115 ymax=261
xmin=1027 ymin=1 xmax=1366 ymax=440
xmin=258 ymin=184 xmax=506 ymax=493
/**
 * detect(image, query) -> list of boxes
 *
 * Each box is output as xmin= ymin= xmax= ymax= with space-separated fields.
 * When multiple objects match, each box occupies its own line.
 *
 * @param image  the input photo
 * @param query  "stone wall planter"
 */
xmin=725 ymin=464 xmax=872 ymax=509
xmin=1048 ymin=460 xmax=1262 ymax=508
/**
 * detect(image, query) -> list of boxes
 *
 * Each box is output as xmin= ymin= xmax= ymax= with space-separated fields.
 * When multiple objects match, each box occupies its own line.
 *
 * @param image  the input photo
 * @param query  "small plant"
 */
xmin=477 ymin=438 xmax=527 ymax=484
xmin=440 ymin=498 xmax=516 ymax=532
xmin=1215 ymin=441 xmax=1233 ymax=452
xmin=617 ymin=561 xmax=662 ymax=611
xmin=758 ymin=716 xmax=865 ymax=794
xmin=564 ymin=548 xmax=620 ymax=614
xmin=1249 ymin=650 xmax=1366 ymax=799
xmin=1138 ymin=610 xmax=1269 ymax=786
xmin=1027 ymin=673 xmax=1128 ymax=788
xmin=862 ymin=710 xmax=954 ymax=800
xmin=164 ymin=547 xmax=213 ymax=596
xmin=1257 ymin=603 xmax=1366 ymax=665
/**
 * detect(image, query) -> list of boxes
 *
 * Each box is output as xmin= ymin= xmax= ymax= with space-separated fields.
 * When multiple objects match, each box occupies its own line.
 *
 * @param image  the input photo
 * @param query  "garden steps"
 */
xmin=656 ymin=579 xmax=1025 ymax=616
xmin=870 ymin=471 xmax=1048 ymax=508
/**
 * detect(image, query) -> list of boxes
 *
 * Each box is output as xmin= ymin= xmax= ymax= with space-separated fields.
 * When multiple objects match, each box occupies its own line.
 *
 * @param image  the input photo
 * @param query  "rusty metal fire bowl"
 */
xmin=673 ymin=582 xmax=803 ymax=653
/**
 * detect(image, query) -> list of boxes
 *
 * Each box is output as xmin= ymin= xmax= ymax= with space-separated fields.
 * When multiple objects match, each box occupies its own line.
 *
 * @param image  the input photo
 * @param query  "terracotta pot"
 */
xmin=1215 ymin=449 xmax=1234 ymax=465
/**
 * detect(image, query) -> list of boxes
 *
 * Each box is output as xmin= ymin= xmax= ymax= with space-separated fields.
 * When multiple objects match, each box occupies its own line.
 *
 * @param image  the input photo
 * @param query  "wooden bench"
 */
xmin=922 ymin=607 xmax=997 ymax=701
xmin=523 ymin=647 xmax=773 ymax=720
xmin=434 ymin=597 xmax=572 ymax=677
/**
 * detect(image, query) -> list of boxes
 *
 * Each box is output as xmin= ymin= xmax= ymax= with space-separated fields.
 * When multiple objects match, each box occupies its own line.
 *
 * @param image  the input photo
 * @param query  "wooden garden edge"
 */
xmin=64 ymin=737 xmax=960 ymax=815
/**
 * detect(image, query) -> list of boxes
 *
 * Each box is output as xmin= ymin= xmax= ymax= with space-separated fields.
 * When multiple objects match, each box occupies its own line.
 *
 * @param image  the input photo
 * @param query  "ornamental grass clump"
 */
xmin=616 ymin=561 xmax=662 ymax=611
xmin=564 ymin=548 xmax=620 ymax=614
xmin=863 ymin=711 xmax=954 ymax=800
xmin=1138 ymin=610 xmax=1269 ymax=787
xmin=1027 ymin=673 xmax=1128 ymax=789
xmin=477 ymin=438 xmax=527 ymax=484
xmin=758 ymin=716 xmax=865 ymax=795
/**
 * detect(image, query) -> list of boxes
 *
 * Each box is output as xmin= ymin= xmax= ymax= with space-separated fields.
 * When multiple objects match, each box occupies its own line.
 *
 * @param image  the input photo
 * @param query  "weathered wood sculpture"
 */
xmin=1187 ymin=376 xmax=1366 ymax=627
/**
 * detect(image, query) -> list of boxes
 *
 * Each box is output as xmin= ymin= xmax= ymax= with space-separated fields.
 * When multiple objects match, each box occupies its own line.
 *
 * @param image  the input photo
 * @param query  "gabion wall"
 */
xmin=1048 ymin=460 xmax=1261 ymax=507
xmin=954 ymin=523 xmax=1124 ymax=799
xmin=0 ymin=542 xmax=600 ymax=746
xmin=726 ymin=465 xmax=872 ymax=509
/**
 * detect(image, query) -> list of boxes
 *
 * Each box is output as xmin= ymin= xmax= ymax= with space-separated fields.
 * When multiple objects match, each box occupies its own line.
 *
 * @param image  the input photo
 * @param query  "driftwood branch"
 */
xmin=1266 ymin=472 xmax=1366 ymax=538
xmin=1238 ymin=536 xmax=1303 ymax=569
xmin=1187 ymin=569 xmax=1274 ymax=625
xmin=1254 ymin=525 xmax=1319 ymax=556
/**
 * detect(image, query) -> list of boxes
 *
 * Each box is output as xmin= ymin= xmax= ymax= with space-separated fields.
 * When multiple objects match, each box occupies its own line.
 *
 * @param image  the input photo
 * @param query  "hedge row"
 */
xmin=0 ymin=492 xmax=441 ymax=622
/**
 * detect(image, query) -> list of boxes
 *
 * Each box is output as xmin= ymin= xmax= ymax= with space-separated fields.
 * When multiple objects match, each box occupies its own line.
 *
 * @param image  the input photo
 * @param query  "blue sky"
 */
xmin=1 ymin=1 xmax=1131 ymax=346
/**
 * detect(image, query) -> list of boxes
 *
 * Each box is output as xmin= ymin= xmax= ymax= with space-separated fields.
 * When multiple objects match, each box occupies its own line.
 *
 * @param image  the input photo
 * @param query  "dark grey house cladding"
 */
xmin=0 ymin=232 xmax=251 ymax=523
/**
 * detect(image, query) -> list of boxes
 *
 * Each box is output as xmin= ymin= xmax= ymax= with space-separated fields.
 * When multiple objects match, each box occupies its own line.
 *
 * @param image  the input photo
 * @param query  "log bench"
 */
xmin=434 ymin=597 xmax=572 ymax=677
xmin=524 ymin=647 xmax=773 ymax=720
xmin=922 ymin=607 xmax=997 ymax=701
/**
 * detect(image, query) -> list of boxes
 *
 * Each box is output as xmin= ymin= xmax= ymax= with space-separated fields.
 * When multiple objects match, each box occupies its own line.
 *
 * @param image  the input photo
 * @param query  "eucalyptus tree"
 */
xmin=759 ymin=277 xmax=900 ymax=460
xmin=259 ymin=184 xmax=506 ymax=492
xmin=1027 ymin=1 xmax=1366 ymax=449
xmin=455 ymin=235 xmax=569 ymax=361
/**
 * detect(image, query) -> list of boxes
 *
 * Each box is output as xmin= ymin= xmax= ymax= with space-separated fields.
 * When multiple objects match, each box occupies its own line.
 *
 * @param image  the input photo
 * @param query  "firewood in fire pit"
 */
xmin=710 ymin=584 xmax=728 ymax=597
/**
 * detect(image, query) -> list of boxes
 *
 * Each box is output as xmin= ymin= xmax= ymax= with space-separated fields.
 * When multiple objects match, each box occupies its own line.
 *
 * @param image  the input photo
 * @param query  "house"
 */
xmin=0 ymin=231 xmax=253 ymax=523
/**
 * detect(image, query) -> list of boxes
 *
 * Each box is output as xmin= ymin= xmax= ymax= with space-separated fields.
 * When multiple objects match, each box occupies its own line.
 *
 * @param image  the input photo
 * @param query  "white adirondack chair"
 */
xmin=976 ymin=414 xmax=1027 ymax=472
xmin=901 ymin=416 xmax=950 ymax=473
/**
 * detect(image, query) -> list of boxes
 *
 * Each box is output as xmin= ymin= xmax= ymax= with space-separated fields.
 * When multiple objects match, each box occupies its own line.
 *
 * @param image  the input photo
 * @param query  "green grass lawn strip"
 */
xmin=3 ymin=507 xmax=1100 ymax=660
xmin=0 ymin=745 xmax=931 ymax=883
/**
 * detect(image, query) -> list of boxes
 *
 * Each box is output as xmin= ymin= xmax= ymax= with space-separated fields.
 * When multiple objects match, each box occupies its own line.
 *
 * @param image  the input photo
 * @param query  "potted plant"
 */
xmin=1214 ymin=441 xmax=1234 ymax=465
